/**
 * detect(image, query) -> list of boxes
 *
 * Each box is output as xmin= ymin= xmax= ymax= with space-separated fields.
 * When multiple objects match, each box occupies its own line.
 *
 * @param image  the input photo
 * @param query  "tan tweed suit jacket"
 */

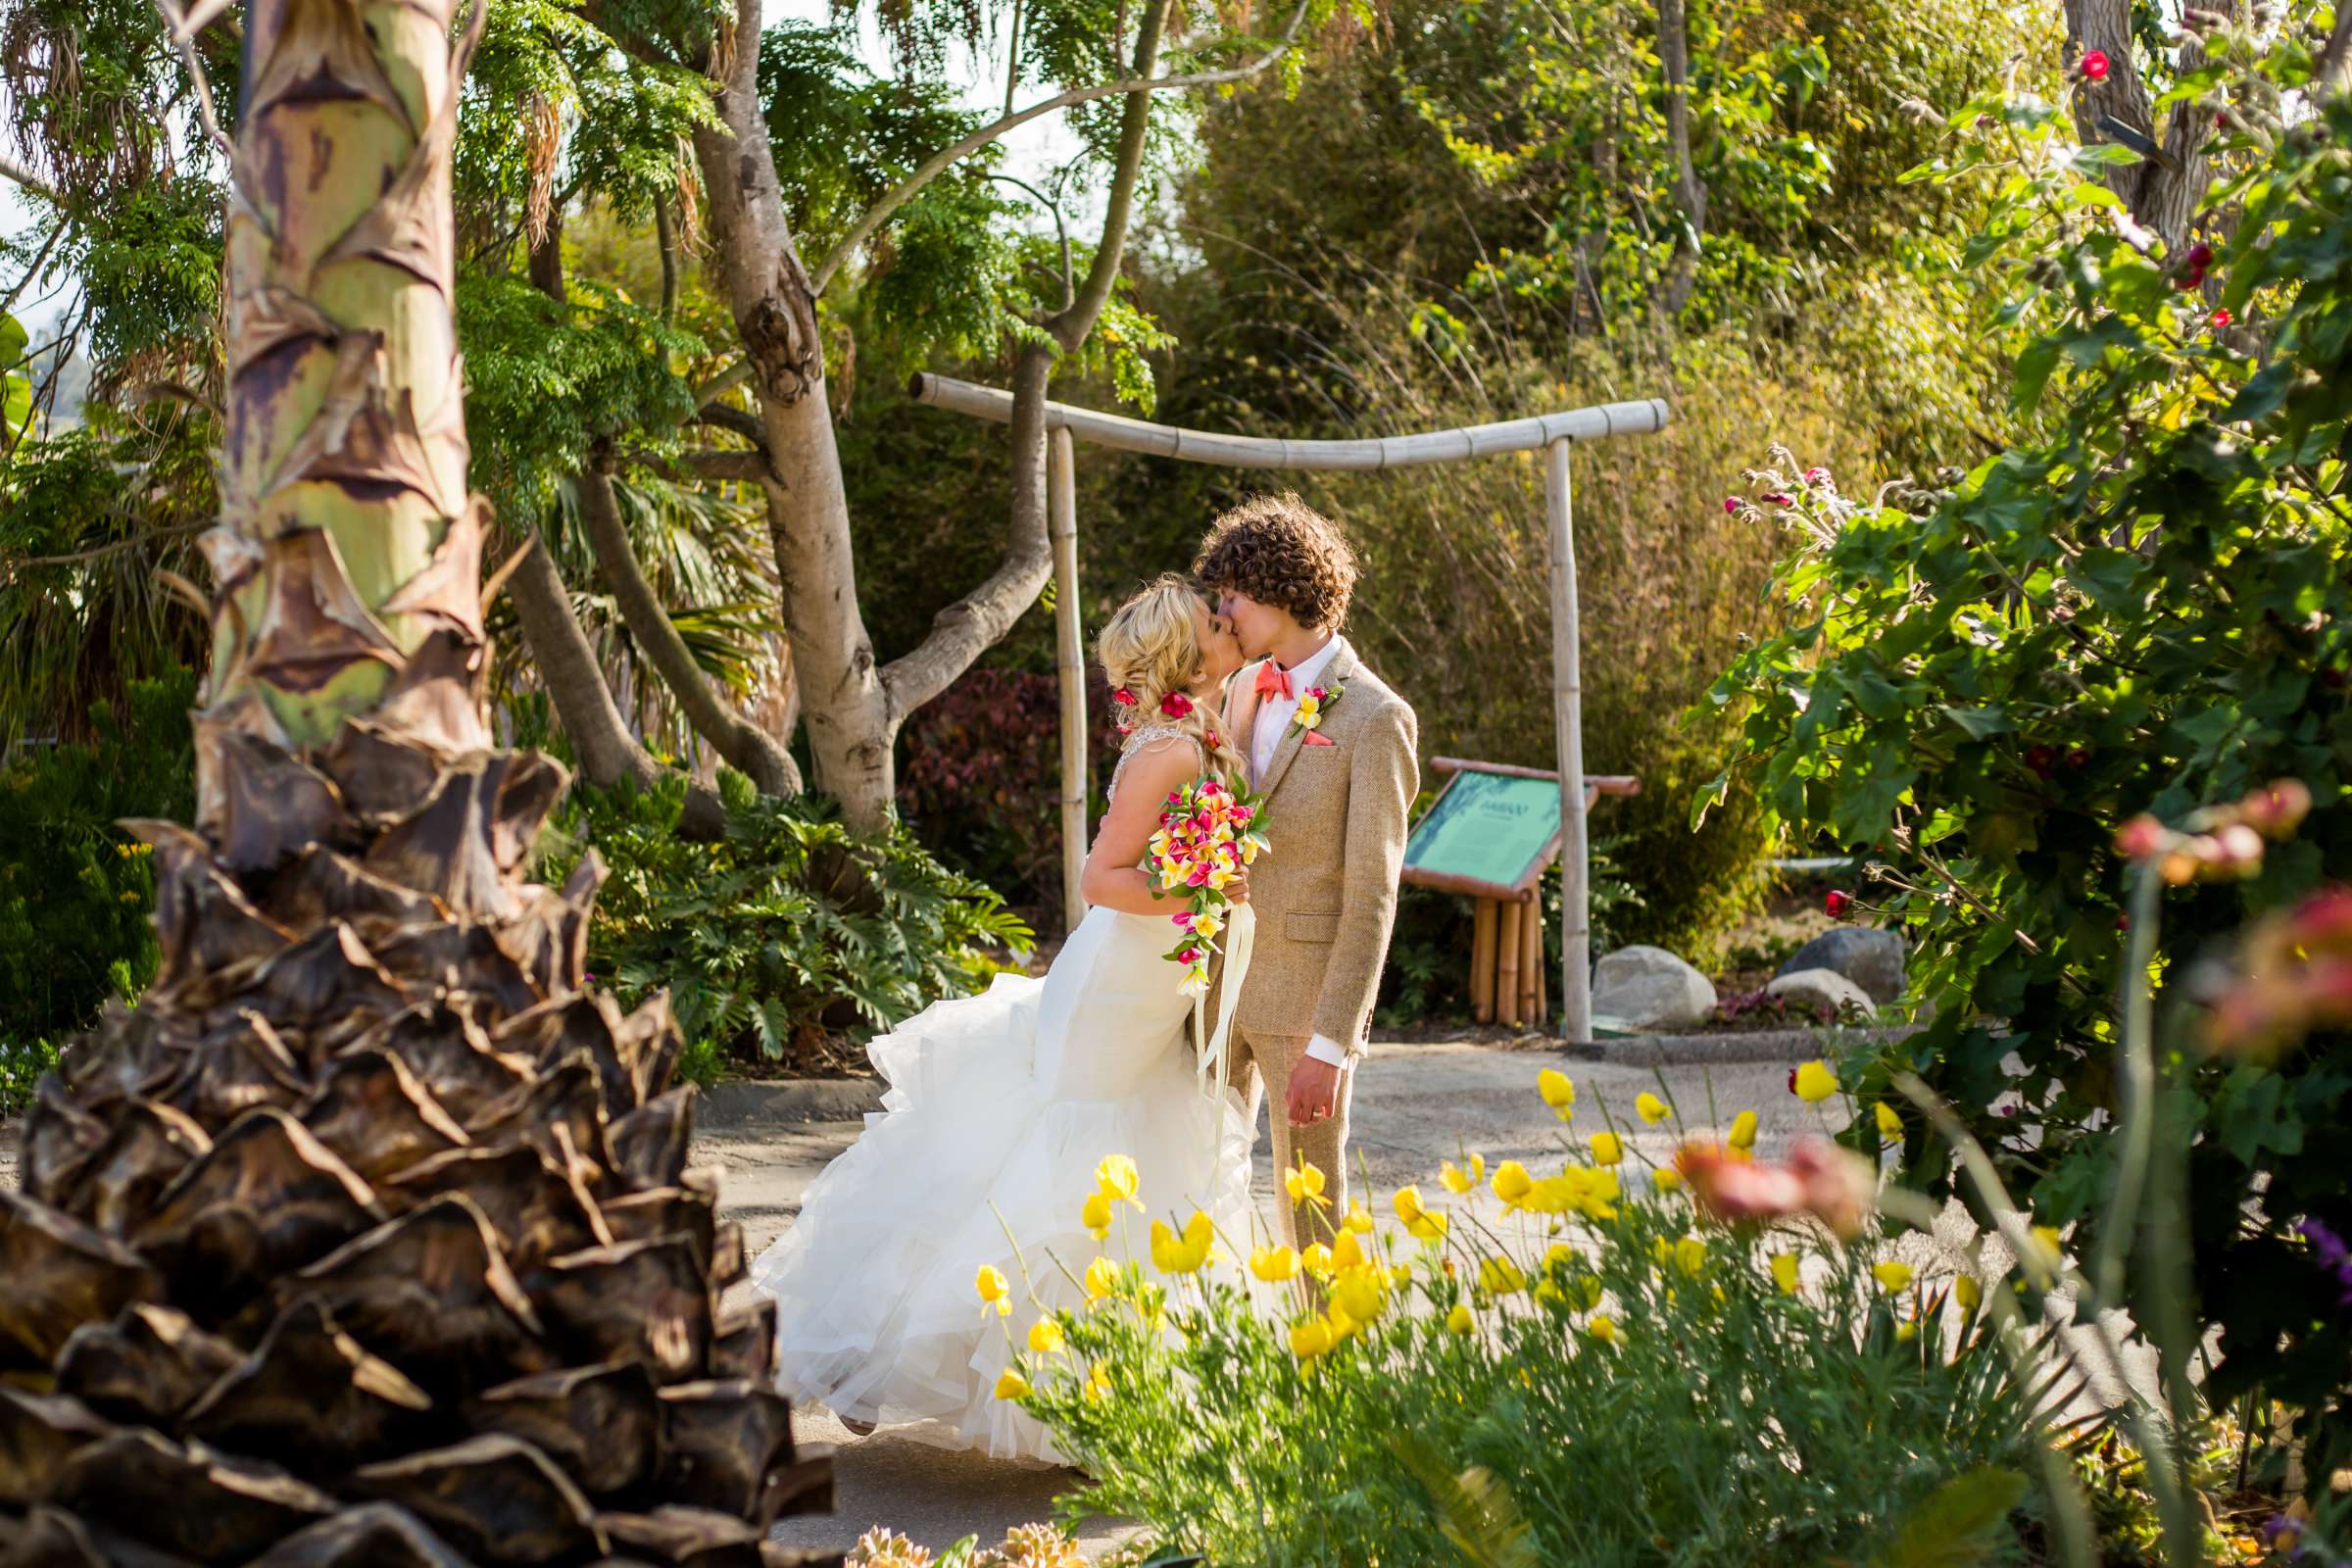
xmin=1222 ymin=641 xmax=1419 ymax=1057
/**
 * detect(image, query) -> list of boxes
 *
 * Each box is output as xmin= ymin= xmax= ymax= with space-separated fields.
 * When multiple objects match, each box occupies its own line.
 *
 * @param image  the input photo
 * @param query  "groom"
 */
xmin=1196 ymin=495 xmax=1419 ymax=1249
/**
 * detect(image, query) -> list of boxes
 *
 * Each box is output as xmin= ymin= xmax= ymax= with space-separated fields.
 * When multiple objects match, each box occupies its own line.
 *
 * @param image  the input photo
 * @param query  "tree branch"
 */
xmin=1048 ymin=0 xmax=1166 ymax=351
xmin=810 ymin=0 xmax=1313 ymax=294
xmin=577 ymin=452 xmax=804 ymax=796
xmin=2323 ymin=2 xmax=2352 ymax=101
xmin=692 ymin=401 xmax=768 ymax=449
xmin=0 ymin=150 xmax=59 ymax=205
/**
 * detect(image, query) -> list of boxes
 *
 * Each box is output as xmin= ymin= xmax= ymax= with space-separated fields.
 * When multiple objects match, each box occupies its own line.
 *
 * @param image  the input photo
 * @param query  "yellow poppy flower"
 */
xmin=1728 ymin=1110 xmax=1759 ymax=1150
xmin=1492 ymin=1160 xmax=1535 ymax=1207
xmin=1587 ymin=1314 xmax=1619 ymax=1346
xmin=976 ymin=1264 xmax=1011 ymax=1316
xmin=1673 ymin=1237 xmax=1707 ymax=1278
xmin=1250 ymin=1245 xmax=1299 ymax=1283
xmin=1538 ymin=1068 xmax=1576 ymax=1122
xmin=994 ymin=1369 xmax=1030 ymax=1399
xmin=1298 ymin=1242 xmax=1334 ymax=1277
xmin=1769 ymin=1251 xmax=1799 ymax=1296
xmin=1446 ymin=1300 xmax=1475 ymax=1335
xmin=1895 ymin=1320 xmax=1919 ymax=1343
xmin=1591 ymin=1131 xmax=1623 ymax=1167
xmin=1149 ymin=1211 xmax=1215 ymax=1274
xmin=1792 ymin=1060 xmax=1840 ymax=1102
xmin=1394 ymin=1186 xmax=1448 ymax=1242
xmin=1333 ymin=1268 xmax=1386 ymax=1326
xmin=1652 ymin=1167 xmax=1685 ymax=1192
xmin=1081 ymin=1191 xmax=1113 ymax=1242
xmin=1027 ymin=1317 xmax=1066 ymax=1356
xmin=1290 ymin=1316 xmax=1336 ymax=1359
xmin=1440 ymin=1155 xmax=1486 ymax=1194
xmin=1479 ymin=1256 xmax=1528 ymax=1295
xmin=1284 ymin=1160 xmax=1331 ymax=1209
xmin=1331 ymin=1230 xmax=1366 ymax=1271
xmin=1344 ymin=1200 xmax=1375 ymax=1235
xmin=1084 ymin=1255 xmax=1120 ymax=1302
xmin=1875 ymin=1101 xmax=1903 ymax=1141
xmin=1953 ymin=1274 xmax=1983 ymax=1312
xmin=1096 ymin=1155 xmax=1143 ymax=1206
xmin=1873 ymin=1259 xmax=1914 ymax=1293
xmin=1086 ymin=1360 xmax=1112 ymax=1401
xmin=1636 ymin=1092 xmax=1669 ymax=1125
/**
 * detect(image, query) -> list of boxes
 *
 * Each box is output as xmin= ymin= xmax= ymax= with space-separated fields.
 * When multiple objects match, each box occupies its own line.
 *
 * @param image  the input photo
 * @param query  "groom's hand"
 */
xmin=1287 ymin=1055 xmax=1340 ymax=1128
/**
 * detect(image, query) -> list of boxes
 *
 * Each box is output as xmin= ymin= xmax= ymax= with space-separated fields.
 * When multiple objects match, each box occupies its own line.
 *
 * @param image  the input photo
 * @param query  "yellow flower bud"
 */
xmin=1345 ymin=1200 xmax=1375 ymax=1235
xmin=976 ymin=1264 xmax=1011 ymax=1316
xmin=1250 ymin=1245 xmax=1298 ymax=1283
xmin=1792 ymin=1060 xmax=1840 ymax=1102
xmin=1081 ymin=1191 xmax=1113 ymax=1242
xmin=1333 ymin=1269 xmax=1386 ymax=1326
xmin=1331 ymin=1230 xmax=1366 ymax=1272
xmin=1875 ymin=1101 xmax=1903 ymax=1141
xmin=1027 ymin=1317 xmax=1065 ymax=1356
xmin=1084 ymin=1255 xmax=1120 ymax=1302
xmin=1446 ymin=1300 xmax=1475 ymax=1335
xmin=1096 ymin=1155 xmax=1142 ymax=1205
xmin=1290 ymin=1316 xmax=1336 ymax=1359
xmin=1673 ymin=1237 xmax=1707 ymax=1278
xmin=1479 ymin=1257 xmax=1528 ymax=1295
xmin=1538 ymin=1068 xmax=1576 ymax=1121
xmin=1728 ymin=1110 xmax=1759 ymax=1150
xmin=1492 ymin=1160 xmax=1535 ymax=1207
xmin=1770 ymin=1251 xmax=1799 ymax=1296
xmin=1895 ymin=1320 xmax=1919 ymax=1343
xmin=994 ymin=1369 xmax=1030 ymax=1399
xmin=1652 ymin=1167 xmax=1685 ymax=1192
xmin=1440 ymin=1155 xmax=1485 ymax=1194
xmin=1873 ymin=1259 xmax=1915 ymax=1293
xmin=1587 ymin=1314 xmax=1619 ymax=1346
xmin=1636 ymin=1092 xmax=1670 ymax=1125
xmin=1591 ymin=1131 xmax=1623 ymax=1167
xmin=1086 ymin=1360 xmax=1112 ymax=1401
xmin=1953 ymin=1274 xmax=1983 ymax=1313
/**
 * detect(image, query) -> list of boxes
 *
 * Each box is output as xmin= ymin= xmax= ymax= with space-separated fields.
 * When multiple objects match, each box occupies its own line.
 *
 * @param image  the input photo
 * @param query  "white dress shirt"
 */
xmin=1248 ymin=634 xmax=1352 ymax=1070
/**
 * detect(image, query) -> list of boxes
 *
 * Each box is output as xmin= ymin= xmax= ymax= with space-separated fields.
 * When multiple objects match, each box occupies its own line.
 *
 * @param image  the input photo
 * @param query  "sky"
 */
xmin=0 ymin=0 xmax=1091 ymax=340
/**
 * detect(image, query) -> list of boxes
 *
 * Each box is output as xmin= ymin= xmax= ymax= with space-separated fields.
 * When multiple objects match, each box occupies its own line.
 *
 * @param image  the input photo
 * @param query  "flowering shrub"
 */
xmin=1706 ymin=25 xmax=2352 ymax=1480
xmin=992 ymin=1076 xmax=2052 ymax=1567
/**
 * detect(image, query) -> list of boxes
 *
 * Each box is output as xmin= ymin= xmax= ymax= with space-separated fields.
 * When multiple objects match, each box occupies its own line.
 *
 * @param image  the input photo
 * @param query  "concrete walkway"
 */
xmin=710 ymin=1040 xmax=1849 ymax=1561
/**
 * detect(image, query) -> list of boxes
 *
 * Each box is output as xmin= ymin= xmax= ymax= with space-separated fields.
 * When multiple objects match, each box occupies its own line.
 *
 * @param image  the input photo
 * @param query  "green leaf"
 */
xmin=936 ymin=1537 xmax=981 ymax=1568
xmin=1940 ymin=706 xmax=2013 ymax=740
xmin=1880 ymin=1467 xmax=2029 ymax=1568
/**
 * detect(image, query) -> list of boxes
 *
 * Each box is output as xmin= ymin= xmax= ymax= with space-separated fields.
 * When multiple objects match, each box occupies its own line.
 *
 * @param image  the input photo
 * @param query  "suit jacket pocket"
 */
xmin=1287 ymin=911 xmax=1341 ymax=944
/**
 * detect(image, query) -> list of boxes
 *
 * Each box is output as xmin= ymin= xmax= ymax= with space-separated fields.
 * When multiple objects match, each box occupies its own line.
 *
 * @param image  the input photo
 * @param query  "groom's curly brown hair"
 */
xmin=1192 ymin=493 xmax=1359 ymax=631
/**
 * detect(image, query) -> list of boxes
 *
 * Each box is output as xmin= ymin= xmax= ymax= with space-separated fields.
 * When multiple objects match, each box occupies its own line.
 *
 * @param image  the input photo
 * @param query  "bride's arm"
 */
xmin=1079 ymin=741 xmax=1199 ymax=917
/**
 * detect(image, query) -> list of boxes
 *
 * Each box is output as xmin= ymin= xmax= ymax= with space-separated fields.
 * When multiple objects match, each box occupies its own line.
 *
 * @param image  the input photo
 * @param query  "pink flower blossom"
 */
xmin=1723 ymin=496 xmax=1743 ymax=514
xmin=1677 ymin=1137 xmax=1874 ymax=1239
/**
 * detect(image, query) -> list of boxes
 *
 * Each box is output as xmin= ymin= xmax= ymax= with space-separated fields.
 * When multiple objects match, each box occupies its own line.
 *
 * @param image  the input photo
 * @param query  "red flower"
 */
xmin=2026 ymin=744 xmax=2059 ymax=780
xmin=2079 ymin=49 xmax=2110 ymax=80
xmin=1723 ymin=496 xmax=1743 ymax=514
xmin=1761 ymin=492 xmax=1794 ymax=507
xmin=2065 ymin=747 xmax=2091 ymax=769
xmin=2187 ymin=242 xmax=2214 ymax=269
xmin=1824 ymin=890 xmax=1852 ymax=918
xmin=1678 ymin=1137 xmax=1874 ymax=1239
xmin=1112 ymin=688 xmax=1138 ymax=707
xmin=1160 ymin=691 xmax=1194 ymax=719
xmin=2212 ymin=308 xmax=2232 ymax=327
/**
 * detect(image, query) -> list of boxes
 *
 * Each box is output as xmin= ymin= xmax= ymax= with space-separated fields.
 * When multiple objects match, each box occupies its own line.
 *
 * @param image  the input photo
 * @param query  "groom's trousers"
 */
xmin=1226 ymin=1028 xmax=1356 ymax=1253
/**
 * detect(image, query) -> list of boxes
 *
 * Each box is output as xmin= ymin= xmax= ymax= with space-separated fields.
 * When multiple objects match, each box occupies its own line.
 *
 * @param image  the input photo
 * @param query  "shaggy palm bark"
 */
xmin=0 ymin=2 xmax=830 ymax=1563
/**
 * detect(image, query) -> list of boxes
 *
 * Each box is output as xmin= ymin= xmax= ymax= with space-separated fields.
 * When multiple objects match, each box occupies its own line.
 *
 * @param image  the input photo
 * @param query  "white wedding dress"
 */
xmin=753 ymin=729 xmax=1257 ymax=1461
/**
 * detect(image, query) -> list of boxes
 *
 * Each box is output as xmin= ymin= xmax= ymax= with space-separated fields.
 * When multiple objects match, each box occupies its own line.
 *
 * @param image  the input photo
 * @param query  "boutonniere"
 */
xmin=1288 ymin=681 xmax=1344 ymax=747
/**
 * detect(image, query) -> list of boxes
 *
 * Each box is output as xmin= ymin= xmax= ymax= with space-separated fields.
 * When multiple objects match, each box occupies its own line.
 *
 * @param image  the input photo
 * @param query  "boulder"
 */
xmin=1592 ymin=946 xmax=1717 ymax=1032
xmin=1766 ymin=967 xmax=1878 ymax=1022
xmin=1776 ymin=927 xmax=1906 ymax=1004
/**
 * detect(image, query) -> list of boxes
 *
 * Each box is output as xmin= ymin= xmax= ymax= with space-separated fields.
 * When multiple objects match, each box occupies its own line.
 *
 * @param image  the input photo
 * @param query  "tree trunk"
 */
xmin=0 ymin=0 xmax=827 ymax=1557
xmin=1657 ymin=0 xmax=1706 ymax=317
xmin=690 ymin=0 xmax=1173 ymax=827
xmin=2065 ymin=0 xmax=2230 ymax=252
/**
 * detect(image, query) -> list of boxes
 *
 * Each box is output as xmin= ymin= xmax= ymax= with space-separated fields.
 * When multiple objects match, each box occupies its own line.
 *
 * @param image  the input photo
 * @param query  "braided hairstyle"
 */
xmin=1097 ymin=574 xmax=1249 ymax=787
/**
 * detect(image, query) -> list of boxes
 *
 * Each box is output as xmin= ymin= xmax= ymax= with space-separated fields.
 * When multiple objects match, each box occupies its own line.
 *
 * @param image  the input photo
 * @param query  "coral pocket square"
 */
xmin=1301 ymin=731 xmax=1337 ymax=747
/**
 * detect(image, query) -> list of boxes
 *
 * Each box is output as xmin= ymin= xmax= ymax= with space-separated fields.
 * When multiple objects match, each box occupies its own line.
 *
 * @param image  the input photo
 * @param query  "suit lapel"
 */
xmin=1259 ymin=643 xmax=1358 ymax=804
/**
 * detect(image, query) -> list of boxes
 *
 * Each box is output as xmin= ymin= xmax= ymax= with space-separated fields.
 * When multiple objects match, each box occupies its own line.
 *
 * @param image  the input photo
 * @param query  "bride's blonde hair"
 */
xmin=1098 ymin=574 xmax=1248 ymax=785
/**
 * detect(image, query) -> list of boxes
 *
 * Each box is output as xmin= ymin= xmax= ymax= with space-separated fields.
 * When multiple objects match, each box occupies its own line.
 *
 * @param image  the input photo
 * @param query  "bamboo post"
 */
xmin=1527 ymin=895 xmax=1546 ymax=1029
xmin=1545 ymin=437 xmax=1592 ymax=1043
xmin=1494 ymin=900 xmax=1523 ymax=1028
xmin=1470 ymin=898 xmax=1497 ymax=1023
xmin=1049 ymin=427 xmax=1087 ymax=934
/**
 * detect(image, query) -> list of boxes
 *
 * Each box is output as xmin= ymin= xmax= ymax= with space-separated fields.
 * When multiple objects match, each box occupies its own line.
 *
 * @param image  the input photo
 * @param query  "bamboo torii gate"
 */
xmin=909 ymin=371 xmax=1673 ymax=1043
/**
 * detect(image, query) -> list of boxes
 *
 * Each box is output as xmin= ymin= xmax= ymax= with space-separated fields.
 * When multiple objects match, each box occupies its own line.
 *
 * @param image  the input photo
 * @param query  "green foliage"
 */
xmin=0 ymin=1036 xmax=59 ymax=1117
xmin=537 ymin=770 xmax=1033 ymax=1073
xmin=1707 ymin=27 xmax=2352 ymax=1481
xmin=1 ymin=313 xmax=29 ymax=440
xmin=0 ymin=666 xmax=196 ymax=1056
xmin=1011 ymin=1132 xmax=2042 ymax=1567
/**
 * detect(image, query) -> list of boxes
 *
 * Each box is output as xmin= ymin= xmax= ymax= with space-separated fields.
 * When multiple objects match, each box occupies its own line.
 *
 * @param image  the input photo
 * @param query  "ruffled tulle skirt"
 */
xmin=752 ymin=906 xmax=1256 ymax=1461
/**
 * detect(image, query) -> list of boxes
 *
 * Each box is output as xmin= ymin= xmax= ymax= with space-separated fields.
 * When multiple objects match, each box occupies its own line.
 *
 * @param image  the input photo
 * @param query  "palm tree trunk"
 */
xmin=0 ymin=2 xmax=828 ymax=1558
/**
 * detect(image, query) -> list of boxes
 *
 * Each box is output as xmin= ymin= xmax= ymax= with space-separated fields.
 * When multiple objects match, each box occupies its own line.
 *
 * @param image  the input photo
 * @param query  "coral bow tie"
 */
xmin=1253 ymin=662 xmax=1294 ymax=703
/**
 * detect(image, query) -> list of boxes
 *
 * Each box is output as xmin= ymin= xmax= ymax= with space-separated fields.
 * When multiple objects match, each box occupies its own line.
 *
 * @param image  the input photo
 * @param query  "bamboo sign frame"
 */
xmin=909 ymin=371 xmax=1674 ymax=1042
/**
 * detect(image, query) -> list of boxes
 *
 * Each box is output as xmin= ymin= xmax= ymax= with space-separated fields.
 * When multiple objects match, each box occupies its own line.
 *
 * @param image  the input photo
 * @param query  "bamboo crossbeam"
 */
xmin=910 ymin=373 xmax=1671 ymax=470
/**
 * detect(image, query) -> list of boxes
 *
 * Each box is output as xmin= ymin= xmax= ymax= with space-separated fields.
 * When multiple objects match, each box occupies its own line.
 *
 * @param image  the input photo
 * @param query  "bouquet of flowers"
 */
xmin=1148 ymin=773 xmax=1269 ymax=999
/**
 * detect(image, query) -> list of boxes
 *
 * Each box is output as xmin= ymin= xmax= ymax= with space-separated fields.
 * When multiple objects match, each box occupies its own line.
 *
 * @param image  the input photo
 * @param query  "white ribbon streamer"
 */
xmin=1196 ymin=902 xmax=1255 ymax=1118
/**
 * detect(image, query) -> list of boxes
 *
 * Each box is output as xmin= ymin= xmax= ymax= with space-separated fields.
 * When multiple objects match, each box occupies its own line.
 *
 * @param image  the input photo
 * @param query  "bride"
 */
xmin=754 ymin=575 xmax=1258 ymax=1461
